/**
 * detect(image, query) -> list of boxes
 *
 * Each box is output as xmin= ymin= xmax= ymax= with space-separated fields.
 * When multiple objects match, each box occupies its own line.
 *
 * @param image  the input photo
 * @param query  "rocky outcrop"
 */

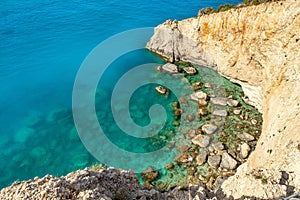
xmin=0 ymin=168 xmax=236 ymax=200
xmin=147 ymin=0 xmax=300 ymax=199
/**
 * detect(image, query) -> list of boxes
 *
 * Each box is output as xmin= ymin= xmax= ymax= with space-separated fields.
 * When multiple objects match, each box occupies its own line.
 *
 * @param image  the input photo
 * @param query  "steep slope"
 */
xmin=146 ymin=0 xmax=300 ymax=198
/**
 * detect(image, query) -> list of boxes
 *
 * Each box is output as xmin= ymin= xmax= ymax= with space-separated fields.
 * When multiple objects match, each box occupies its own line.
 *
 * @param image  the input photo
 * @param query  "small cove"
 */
xmin=1 ymin=0 xmax=249 ymax=189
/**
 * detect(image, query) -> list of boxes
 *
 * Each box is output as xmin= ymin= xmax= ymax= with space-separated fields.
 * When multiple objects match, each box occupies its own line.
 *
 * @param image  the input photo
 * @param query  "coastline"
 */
xmin=1 ymin=0 xmax=299 ymax=199
xmin=146 ymin=0 xmax=300 ymax=198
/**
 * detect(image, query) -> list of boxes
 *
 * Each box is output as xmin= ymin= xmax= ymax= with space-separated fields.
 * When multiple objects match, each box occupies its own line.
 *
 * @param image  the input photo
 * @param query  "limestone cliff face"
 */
xmin=147 ymin=0 xmax=300 ymax=198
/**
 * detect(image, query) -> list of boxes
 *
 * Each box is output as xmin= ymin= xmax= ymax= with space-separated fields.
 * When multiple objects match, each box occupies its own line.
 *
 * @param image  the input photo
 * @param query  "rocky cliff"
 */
xmin=146 ymin=0 xmax=300 ymax=199
xmin=0 ymin=168 xmax=234 ymax=200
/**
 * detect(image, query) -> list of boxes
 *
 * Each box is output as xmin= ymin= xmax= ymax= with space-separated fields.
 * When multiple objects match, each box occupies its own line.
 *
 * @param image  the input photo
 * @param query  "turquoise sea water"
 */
xmin=0 ymin=0 xmax=242 ymax=188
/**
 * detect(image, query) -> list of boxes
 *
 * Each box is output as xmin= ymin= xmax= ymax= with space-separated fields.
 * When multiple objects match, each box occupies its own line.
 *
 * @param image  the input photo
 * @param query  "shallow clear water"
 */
xmin=0 ymin=0 xmax=242 ymax=188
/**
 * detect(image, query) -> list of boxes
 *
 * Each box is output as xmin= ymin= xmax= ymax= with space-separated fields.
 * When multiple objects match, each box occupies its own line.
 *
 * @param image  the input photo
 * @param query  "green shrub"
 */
xmin=198 ymin=0 xmax=279 ymax=17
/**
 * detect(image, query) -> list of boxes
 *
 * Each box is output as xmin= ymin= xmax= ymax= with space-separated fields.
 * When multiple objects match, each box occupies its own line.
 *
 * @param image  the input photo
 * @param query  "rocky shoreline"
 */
xmin=146 ymin=0 xmax=300 ymax=198
xmin=140 ymin=62 xmax=262 ymax=191
xmin=0 ymin=167 xmax=267 ymax=200
xmin=0 ymin=61 xmax=264 ymax=200
xmin=1 ymin=0 xmax=299 ymax=199
xmin=0 ymin=61 xmax=263 ymax=200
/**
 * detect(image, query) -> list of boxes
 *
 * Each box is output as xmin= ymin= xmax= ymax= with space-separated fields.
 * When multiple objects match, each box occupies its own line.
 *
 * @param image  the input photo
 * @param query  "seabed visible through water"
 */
xmin=91 ymin=59 xmax=263 ymax=191
xmin=0 ymin=50 xmax=262 ymax=190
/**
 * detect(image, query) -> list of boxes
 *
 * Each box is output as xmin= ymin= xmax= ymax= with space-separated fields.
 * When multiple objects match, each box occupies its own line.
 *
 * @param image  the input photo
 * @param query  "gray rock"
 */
xmin=190 ymin=91 xmax=207 ymax=101
xmin=183 ymin=67 xmax=197 ymax=75
xmin=212 ymin=110 xmax=228 ymax=117
xmin=240 ymin=143 xmax=251 ymax=159
xmin=192 ymin=82 xmax=202 ymax=90
xmin=233 ymin=109 xmax=241 ymax=115
xmin=210 ymin=97 xmax=227 ymax=106
xmin=161 ymin=63 xmax=179 ymax=73
xmin=196 ymin=150 xmax=208 ymax=166
xmin=141 ymin=167 xmax=160 ymax=183
xmin=187 ymin=129 xmax=196 ymax=138
xmin=186 ymin=114 xmax=195 ymax=121
xmin=251 ymin=119 xmax=258 ymax=125
xmin=179 ymin=97 xmax=188 ymax=105
xmin=192 ymin=135 xmax=211 ymax=148
xmin=227 ymin=99 xmax=239 ymax=107
xmin=220 ymin=152 xmax=238 ymax=170
xmin=207 ymin=155 xmax=221 ymax=168
xmin=201 ymin=124 xmax=218 ymax=134
xmin=204 ymin=83 xmax=212 ymax=88
xmin=198 ymin=108 xmax=207 ymax=116
xmin=211 ymin=142 xmax=224 ymax=151
xmin=208 ymin=145 xmax=214 ymax=153
xmin=176 ymin=144 xmax=189 ymax=153
xmin=174 ymin=153 xmax=193 ymax=163
xmin=237 ymin=132 xmax=255 ymax=142
xmin=155 ymin=85 xmax=168 ymax=95
xmin=213 ymin=119 xmax=225 ymax=127
xmin=198 ymin=99 xmax=208 ymax=106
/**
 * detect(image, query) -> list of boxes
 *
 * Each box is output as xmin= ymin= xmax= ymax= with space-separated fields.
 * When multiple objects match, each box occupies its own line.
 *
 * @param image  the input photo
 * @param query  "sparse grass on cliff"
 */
xmin=88 ymin=163 xmax=105 ymax=171
xmin=198 ymin=0 xmax=280 ymax=16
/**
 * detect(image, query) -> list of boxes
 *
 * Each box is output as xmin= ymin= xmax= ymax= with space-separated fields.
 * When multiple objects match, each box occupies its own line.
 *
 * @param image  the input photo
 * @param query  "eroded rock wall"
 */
xmin=147 ymin=0 xmax=300 ymax=198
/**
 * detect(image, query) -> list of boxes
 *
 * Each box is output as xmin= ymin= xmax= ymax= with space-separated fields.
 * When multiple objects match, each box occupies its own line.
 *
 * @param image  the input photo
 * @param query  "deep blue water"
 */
xmin=0 ymin=0 xmax=241 ymax=188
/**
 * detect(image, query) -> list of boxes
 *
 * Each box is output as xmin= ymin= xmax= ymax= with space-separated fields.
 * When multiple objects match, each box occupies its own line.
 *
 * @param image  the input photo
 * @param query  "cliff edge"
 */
xmin=146 ymin=0 xmax=300 ymax=198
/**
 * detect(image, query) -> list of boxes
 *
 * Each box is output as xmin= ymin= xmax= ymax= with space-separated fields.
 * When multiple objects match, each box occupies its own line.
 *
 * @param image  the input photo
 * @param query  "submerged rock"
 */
xmin=192 ymin=135 xmax=211 ymax=148
xmin=212 ymin=110 xmax=228 ymax=117
xmin=183 ymin=67 xmax=197 ymax=75
xmin=187 ymin=129 xmax=197 ymax=138
xmin=179 ymin=97 xmax=188 ymax=105
xmin=174 ymin=108 xmax=183 ymax=116
xmin=187 ymin=167 xmax=197 ymax=176
xmin=237 ymin=132 xmax=255 ymax=142
xmin=211 ymin=97 xmax=227 ymax=106
xmin=141 ymin=166 xmax=159 ymax=183
xmin=14 ymin=127 xmax=36 ymax=143
xmin=204 ymin=83 xmax=212 ymax=88
xmin=161 ymin=63 xmax=179 ymax=74
xmin=171 ymin=101 xmax=179 ymax=109
xmin=172 ymin=121 xmax=180 ymax=126
xmin=233 ymin=109 xmax=241 ymax=115
xmin=198 ymin=99 xmax=208 ymax=106
xmin=196 ymin=150 xmax=208 ymax=166
xmin=251 ymin=119 xmax=258 ymax=125
xmin=220 ymin=152 xmax=238 ymax=170
xmin=208 ymin=155 xmax=221 ymax=168
xmin=174 ymin=153 xmax=193 ymax=164
xmin=211 ymin=142 xmax=224 ymax=152
xmin=198 ymin=107 xmax=208 ymax=116
xmin=192 ymin=82 xmax=202 ymax=90
xmin=165 ymin=164 xmax=174 ymax=170
xmin=176 ymin=144 xmax=189 ymax=153
xmin=201 ymin=124 xmax=218 ymax=134
xmin=190 ymin=91 xmax=207 ymax=101
xmin=227 ymin=99 xmax=239 ymax=107
xmin=155 ymin=85 xmax=168 ymax=95
xmin=186 ymin=114 xmax=195 ymax=121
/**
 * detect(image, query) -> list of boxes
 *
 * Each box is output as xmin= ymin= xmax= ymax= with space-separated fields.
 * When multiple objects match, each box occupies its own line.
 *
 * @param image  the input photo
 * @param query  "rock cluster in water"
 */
xmin=146 ymin=0 xmax=300 ymax=198
xmin=141 ymin=62 xmax=262 ymax=191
